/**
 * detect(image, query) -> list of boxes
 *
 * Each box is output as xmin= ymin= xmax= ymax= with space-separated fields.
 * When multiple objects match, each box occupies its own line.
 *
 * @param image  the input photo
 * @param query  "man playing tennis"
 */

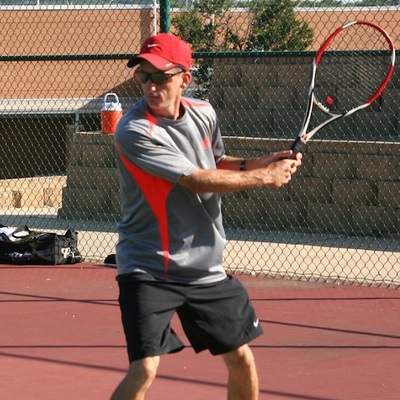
xmin=111 ymin=33 xmax=302 ymax=400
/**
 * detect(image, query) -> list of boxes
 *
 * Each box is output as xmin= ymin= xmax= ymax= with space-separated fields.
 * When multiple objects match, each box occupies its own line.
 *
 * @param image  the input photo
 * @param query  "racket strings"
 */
xmin=314 ymin=24 xmax=393 ymax=113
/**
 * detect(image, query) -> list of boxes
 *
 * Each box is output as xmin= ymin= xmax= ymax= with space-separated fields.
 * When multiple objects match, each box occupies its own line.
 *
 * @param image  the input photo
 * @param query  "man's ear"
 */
xmin=181 ymin=71 xmax=192 ymax=88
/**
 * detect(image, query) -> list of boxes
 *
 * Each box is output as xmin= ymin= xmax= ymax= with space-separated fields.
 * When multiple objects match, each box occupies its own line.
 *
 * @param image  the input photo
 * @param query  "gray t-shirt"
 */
xmin=114 ymin=97 xmax=227 ymax=284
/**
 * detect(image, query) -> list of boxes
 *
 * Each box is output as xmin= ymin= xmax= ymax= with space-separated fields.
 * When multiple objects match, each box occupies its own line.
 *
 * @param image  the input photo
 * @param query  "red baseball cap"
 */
xmin=127 ymin=33 xmax=192 ymax=71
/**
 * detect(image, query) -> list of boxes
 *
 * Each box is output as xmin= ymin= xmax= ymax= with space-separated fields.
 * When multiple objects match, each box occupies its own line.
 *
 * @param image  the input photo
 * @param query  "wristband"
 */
xmin=240 ymin=159 xmax=247 ymax=171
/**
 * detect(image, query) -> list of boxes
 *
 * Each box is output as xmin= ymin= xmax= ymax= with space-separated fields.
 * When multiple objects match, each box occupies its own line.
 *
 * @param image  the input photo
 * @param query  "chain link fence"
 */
xmin=0 ymin=1 xmax=399 ymax=287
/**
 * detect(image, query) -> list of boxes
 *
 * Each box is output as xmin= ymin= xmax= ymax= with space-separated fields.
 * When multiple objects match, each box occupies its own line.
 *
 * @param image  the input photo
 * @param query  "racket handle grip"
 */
xmin=290 ymin=137 xmax=305 ymax=158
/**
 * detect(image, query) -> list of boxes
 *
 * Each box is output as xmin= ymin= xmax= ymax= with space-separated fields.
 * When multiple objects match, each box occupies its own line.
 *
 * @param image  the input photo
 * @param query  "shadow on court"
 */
xmin=1 ymin=262 xmax=400 ymax=400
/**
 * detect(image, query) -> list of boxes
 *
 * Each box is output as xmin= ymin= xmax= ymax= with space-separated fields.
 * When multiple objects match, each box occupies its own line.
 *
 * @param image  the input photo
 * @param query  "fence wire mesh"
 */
xmin=0 ymin=2 xmax=399 ymax=287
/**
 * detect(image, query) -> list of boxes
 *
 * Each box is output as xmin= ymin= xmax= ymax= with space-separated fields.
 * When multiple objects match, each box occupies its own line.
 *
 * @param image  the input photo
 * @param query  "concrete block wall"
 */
xmin=210 ymin=54 xmax=399 ymax=237
xmin=58 ymin=132 xmax=120 ymax=221
xmin=210 ymin=56 xmax=399 ymax=140
xmin=58 ymin=131 xmax=399 ymax=237
xmin=222 ymin=138 xmax=399 ymax=236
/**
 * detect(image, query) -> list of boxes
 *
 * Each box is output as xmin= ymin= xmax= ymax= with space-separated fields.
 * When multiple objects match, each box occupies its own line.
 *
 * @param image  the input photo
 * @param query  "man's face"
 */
xmin=134 ymin=60 xmax=191 ymax=119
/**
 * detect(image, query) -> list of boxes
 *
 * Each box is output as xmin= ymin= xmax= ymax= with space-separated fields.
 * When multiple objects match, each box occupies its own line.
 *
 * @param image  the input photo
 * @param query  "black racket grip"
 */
xmin=290 ymin=137 xmax=305 ymax=159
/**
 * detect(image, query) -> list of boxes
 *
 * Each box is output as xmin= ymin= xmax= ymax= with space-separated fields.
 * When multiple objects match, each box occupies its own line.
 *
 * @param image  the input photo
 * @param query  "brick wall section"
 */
xmin=0 ymin=8 xmax=153 ymax=99
xmin=0 ymin=8 xmax=398 ymax=99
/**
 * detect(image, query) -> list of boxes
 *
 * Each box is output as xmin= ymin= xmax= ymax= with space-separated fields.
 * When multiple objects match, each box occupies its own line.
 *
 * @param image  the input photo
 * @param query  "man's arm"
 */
xmin=178 ymin=150 xmax=302 ymax=193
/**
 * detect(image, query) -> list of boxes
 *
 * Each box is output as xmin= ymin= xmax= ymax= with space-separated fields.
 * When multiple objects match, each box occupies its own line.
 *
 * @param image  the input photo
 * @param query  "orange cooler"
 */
xmin=101 ymin=93 xmax=123 ymax=134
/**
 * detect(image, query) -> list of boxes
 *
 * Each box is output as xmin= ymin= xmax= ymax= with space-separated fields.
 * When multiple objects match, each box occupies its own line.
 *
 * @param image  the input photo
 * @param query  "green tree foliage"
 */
xmin=247 ymin=0 xmax=314 ymax=51
xmin=172 ymin=0 xmax=242 ymax=52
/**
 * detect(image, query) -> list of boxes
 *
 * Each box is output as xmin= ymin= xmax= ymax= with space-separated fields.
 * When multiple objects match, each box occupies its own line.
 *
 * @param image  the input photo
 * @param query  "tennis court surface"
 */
xmin=2 ymin=261 xmax=400 ymax=400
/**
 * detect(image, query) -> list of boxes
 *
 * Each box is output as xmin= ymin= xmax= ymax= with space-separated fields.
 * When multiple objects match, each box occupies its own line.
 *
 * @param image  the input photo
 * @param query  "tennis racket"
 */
xmin=291 ymin=20 xmax=395 ymax=155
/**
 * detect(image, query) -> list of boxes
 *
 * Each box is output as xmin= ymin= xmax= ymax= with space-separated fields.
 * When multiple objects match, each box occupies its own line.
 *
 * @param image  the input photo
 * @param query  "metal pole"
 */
xmin=159 ymin=0 xmax=170 ymax=33
xmin=153 ymin=0 xmax=157 ymax=35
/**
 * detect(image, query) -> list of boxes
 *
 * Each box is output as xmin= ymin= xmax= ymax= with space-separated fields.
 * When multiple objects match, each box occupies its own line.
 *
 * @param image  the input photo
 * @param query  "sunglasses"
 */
xmin=134 ymin=70 xmax=184 ymax=84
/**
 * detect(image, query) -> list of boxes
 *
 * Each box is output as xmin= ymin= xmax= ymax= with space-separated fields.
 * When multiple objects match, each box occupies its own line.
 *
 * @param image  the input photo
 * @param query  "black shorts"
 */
xmin=117 ymin=274 xmax=264 ymax=362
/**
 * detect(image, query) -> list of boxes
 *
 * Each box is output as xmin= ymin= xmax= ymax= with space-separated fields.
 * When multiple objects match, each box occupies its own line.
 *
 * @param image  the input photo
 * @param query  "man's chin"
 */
xmin=146 ymin=98 xmax=163 ymax=110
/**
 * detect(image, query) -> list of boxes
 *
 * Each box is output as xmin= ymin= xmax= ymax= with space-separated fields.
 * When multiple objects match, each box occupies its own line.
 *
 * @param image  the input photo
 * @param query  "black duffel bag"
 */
xmin=0 ymin=225 xmax=84 ymax=265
